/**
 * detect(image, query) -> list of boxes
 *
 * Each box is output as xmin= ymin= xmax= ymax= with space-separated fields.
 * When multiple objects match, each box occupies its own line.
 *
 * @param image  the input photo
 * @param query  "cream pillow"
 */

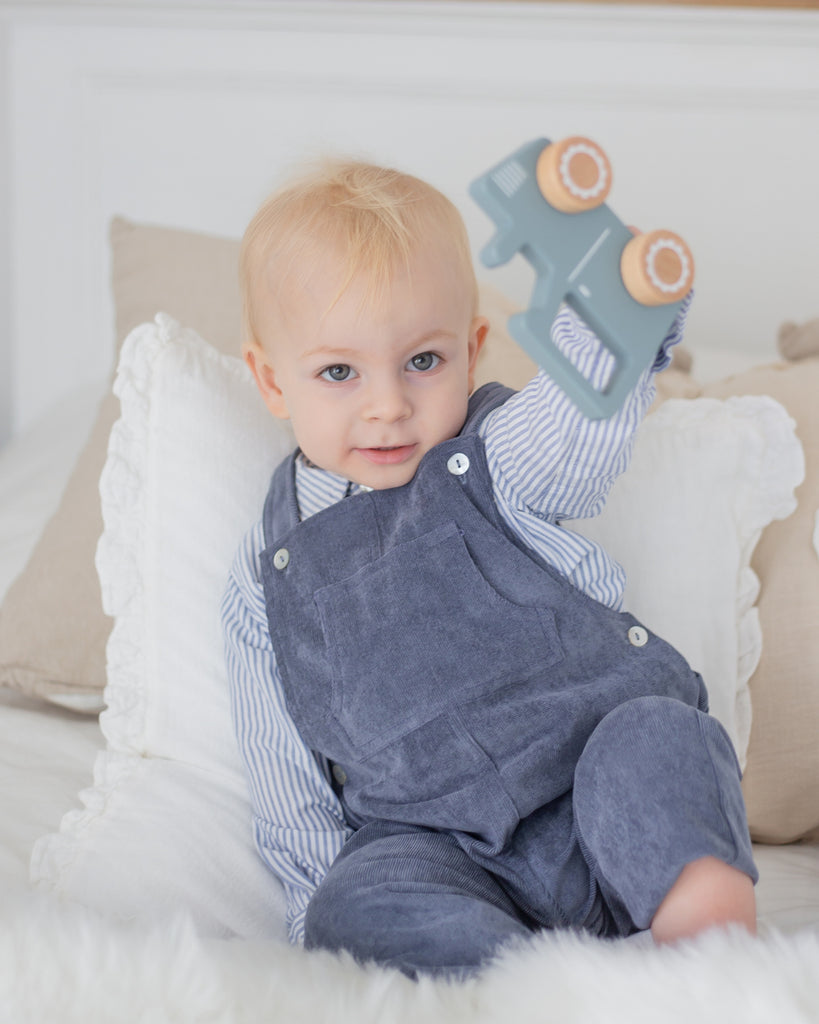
xmin=31 ymin=317 xmax=800 ymax=932
xmin=702 ymin=360 xmax=819 ymax=843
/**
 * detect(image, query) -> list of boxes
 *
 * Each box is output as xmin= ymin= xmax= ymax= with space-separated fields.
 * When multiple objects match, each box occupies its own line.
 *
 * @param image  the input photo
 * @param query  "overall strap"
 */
xmin=262 ymin=451 xmax=300 ymax=549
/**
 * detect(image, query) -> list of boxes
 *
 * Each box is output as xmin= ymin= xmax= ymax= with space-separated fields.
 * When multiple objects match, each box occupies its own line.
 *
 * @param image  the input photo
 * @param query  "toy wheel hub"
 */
xmin=568 ymin=150 xmax=601 ymax=191
xmin=651 ymin=245 xmax=684 ymax=288
xmin=645 ymin=236 xmax=690 ymax=294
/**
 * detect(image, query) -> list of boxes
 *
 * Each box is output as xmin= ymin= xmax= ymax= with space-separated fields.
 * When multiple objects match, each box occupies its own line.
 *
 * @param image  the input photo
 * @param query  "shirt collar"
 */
xmin=294 ymin=453 xmax=370 ymax=521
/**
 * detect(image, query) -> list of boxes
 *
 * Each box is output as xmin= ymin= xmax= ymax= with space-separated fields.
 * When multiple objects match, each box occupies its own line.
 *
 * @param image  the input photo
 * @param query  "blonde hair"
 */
xmin=240 ymin=159 xmax=477 ymax=349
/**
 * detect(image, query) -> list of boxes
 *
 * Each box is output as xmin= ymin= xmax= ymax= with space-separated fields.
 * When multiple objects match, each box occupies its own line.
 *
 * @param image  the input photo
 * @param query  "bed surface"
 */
xmin=0 ymin=690 xmax=100 ymax=893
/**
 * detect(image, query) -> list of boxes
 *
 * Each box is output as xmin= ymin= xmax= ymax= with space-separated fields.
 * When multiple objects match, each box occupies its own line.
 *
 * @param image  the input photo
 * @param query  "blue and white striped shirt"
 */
xmin=221 ymin=304 xmax=686 ymax=944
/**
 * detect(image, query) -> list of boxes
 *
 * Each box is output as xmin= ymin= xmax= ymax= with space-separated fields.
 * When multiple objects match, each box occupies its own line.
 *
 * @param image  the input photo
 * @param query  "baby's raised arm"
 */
xmin=480 ymin=298 xmax=689 ymax=527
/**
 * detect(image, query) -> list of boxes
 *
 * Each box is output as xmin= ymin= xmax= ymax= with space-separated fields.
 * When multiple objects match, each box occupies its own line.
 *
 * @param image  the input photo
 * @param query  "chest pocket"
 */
xmin=315 ymin=519 xmax=564 ymax=757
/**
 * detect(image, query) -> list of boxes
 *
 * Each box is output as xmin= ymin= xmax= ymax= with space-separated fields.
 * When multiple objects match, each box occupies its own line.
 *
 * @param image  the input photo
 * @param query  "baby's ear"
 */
xmin=243 ymin=342 xmax=290 ymax=419
xmin=467 ymin=316 xmax=490 ymax=393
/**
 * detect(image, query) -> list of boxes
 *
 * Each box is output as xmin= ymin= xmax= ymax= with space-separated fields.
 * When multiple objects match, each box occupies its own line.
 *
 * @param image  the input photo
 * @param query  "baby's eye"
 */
xmin=321 ymin=364 xmax=357 ymax=383
xmin=408 ymin=352 xmax=440 ymax=372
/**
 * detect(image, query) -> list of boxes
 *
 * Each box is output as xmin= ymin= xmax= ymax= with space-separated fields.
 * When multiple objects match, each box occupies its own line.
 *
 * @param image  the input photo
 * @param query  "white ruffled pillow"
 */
xmin=31 ymin=316 xmax=802 ymax=936
xmin=570 ymin=396 xmax=803 ymax=762
xmin=32 ymin=317 xmax=294 ymax=938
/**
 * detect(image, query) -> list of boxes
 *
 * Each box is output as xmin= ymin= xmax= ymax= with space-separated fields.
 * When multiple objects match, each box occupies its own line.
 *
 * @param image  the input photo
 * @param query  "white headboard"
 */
xmin=3 ymin=0 xmax=819 ymax=445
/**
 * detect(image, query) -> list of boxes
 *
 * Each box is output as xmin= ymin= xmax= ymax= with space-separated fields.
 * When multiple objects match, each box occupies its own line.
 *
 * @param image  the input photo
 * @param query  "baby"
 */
xmin=223 ymin=159 xmax=757 ymax=978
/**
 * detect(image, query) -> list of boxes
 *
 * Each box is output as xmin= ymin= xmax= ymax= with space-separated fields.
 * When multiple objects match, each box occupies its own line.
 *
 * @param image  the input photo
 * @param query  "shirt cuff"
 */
xmin=651 ymin=291 xmax=692 ymax=373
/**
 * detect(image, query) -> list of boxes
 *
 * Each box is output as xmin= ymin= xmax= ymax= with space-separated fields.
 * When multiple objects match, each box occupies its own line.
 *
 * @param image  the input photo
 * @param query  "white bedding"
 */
xmin=0 ymin=677 xmax=818 ymax=1024
xmin=1 ymin=683 xmax=819 ymax=1024
xmin=0 ymin=690 xmax=99 ymax=893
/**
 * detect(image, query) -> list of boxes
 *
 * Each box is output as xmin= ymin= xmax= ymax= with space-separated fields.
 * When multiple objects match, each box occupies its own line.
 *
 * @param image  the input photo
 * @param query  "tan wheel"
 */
xmin=620 ymin=229 xmax=695 ymax=306
xmin=536 ymin=137 xmax=612 ymax=213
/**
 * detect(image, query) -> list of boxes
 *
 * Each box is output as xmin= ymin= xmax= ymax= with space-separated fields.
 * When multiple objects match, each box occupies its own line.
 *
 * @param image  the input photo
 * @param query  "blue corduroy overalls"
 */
xmin=259 ymin=383 xmax=757 ymax=976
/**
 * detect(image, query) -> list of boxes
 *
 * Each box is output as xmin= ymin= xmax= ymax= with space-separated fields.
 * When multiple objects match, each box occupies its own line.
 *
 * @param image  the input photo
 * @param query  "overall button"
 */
xmin=447 ymin=453 xmax=470 ymax=476
xmin=628 ymin=625 xmax=649 ymax=648
xmin=332 ymin=764 xmax=348 ymax=786
xmin=273 ymin=548 xmax=290 ymax=571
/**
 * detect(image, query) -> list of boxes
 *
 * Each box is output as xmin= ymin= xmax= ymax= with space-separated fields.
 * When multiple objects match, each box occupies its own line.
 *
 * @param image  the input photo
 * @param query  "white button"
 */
xmin=628 ymin=625 xmax=649 ymax=648
xmin=447 ymin=453 xmax=470 ymax=476
xmin=332 ymin=764 xmax=348 ymax=786
xmin=273 ymin=548 xmax=290 ymax=571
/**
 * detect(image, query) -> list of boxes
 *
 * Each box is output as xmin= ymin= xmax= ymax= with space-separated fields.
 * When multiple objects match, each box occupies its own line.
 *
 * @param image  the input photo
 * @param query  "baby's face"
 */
xmin=249 ymin=249 xmax=487 ymax=490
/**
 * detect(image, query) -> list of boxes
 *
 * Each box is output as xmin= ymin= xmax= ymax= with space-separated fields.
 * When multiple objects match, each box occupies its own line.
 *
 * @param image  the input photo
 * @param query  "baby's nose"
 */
xmin=363 ymin=380 xmax=412 ymax=422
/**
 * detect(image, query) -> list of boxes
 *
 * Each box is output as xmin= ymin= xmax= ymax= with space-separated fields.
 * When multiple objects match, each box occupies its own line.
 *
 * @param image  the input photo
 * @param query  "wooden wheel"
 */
xmin=620 ymin=229 xmax=694 ymax=306
xmin=536 ymin=137 xmax=612 ymax=213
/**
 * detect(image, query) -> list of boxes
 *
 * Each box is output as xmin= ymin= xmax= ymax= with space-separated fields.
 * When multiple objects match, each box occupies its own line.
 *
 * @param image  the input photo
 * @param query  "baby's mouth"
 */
xmin=357 ymin=444 xmax=418 ymax=465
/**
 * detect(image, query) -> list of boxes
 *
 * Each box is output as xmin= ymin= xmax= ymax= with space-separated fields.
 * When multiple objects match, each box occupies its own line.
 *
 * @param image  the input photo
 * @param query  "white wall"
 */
xmin=3 ymin=1 xmax=819 ymax=444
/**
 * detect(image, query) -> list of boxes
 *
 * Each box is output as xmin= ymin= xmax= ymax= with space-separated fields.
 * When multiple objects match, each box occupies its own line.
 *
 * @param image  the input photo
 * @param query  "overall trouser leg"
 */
xmin=303 ymin=820 xmax=533 ymax=977
xmin=572 ymin=695 xmax=758 ymax=933
xmin=306 ymin=697 xmax=757 ymax=975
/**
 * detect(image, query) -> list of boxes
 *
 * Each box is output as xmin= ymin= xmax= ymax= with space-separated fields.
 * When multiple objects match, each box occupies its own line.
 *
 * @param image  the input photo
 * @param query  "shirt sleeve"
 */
xmin=481 ymin=298 xmax=689 ymax=524
xmin=221 ymin=523 xmax=352 ymax=945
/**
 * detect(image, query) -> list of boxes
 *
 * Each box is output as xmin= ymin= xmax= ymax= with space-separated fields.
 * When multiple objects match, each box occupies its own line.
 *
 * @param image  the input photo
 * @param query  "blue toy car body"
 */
xmin=470 ymin=138 xmax=691 ymax=418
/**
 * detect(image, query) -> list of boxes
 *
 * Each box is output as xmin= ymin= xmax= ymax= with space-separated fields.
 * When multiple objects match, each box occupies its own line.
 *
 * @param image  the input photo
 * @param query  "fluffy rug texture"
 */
xmin=3 ymin=889 xmax=819 ymax=1024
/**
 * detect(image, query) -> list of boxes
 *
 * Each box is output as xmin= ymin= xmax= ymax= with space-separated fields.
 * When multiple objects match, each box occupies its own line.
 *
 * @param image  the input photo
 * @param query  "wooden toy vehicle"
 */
xmin=470 ymin=137 xmax=694 ymax=418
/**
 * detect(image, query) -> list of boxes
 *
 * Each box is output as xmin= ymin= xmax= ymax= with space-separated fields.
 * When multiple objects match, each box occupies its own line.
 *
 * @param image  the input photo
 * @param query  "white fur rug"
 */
xmin=3 ymin=890 xmax=819 ymax=1024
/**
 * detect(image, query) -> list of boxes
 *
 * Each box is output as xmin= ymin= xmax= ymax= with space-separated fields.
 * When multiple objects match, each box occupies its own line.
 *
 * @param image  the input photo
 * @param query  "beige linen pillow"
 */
xmin=702 ymin=360 xmax=819 ymax=843
xmin=110 ymin=218 xmax=242 ymax=352
xmin=0 ymin=219 xmax=242 ymax=709
xmin=0 ymin=391 xmax=118 ymax=709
